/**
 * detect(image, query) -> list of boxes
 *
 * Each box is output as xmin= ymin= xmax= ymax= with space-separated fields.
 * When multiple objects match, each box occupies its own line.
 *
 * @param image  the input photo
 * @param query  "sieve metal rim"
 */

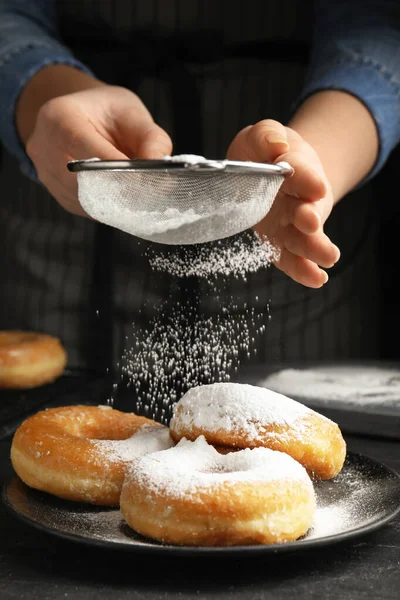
xmin=67 ymin=158 xmax=294 ymax=176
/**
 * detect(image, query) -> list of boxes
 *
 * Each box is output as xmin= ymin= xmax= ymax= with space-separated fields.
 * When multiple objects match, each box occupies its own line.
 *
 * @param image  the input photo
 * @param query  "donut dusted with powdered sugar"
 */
xmin=120 ymin=436 xmax=316 ymax=546
xmin=11 ymin=405 xmax=174 ymax=506
xmin=169 ymin=382 xmax=346 ymax=480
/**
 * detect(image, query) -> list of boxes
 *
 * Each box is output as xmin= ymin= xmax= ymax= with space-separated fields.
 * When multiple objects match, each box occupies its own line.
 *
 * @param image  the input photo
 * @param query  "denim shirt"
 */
xmin=0 ymin=0 xmax=399 ymax=182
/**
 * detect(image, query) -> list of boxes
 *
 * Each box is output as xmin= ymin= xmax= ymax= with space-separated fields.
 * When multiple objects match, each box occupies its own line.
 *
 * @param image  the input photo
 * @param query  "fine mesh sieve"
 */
xmin=67 ymin=155 xmax=293 ymax=245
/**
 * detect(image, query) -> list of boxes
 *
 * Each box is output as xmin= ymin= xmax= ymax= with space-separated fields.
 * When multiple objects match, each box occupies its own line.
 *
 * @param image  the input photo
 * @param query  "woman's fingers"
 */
xmin=246 ymin=119 xmax=289 ymax=160
xmin=282 ymin=225 xmax=340 ymax=268
xmin=27 ymin=86 xmax=174 ymax=216
xmin=279 ymin=151 xmax=328 ymax=201
xmin=226 ymin=119 xmax=339 ymax=288
xmin=66 ymin=127 xmax=129 ymax=161
xmin=227 ymin=119 xmax=289 ymax=162
xmin=276 ymin=249 xmax=329 ymax=288
xmin=112 ymin=101 xmax=173 ymax=158
xmin=135 ymin=122 xmax=173 ymax=159
xmin=279 ymin=197 xmax=322 ymax=234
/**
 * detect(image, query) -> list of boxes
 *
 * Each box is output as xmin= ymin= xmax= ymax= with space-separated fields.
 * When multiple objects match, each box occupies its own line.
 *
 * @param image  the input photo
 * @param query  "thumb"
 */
xmin=227 ymin=119 xmax=289 ymax=163
xmin=136 ymin=122 xmax=173 ymax=159
xmin=114 ymin=105 xmax=172 ymax=159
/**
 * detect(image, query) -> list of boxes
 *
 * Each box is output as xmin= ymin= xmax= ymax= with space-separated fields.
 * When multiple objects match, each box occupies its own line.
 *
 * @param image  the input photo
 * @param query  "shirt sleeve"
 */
xmin=296 ymin=0 xmax=400 ymax=182
xmin=0 ymin=0 xmax=94 ymax=179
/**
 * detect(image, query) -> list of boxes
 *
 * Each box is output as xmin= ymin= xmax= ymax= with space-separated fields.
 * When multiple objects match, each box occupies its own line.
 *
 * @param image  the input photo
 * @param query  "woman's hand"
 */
xmin=227 ymin=119 xmax=340 ymax=288
xmin=23 ymin=80 xmax=172 ymax=216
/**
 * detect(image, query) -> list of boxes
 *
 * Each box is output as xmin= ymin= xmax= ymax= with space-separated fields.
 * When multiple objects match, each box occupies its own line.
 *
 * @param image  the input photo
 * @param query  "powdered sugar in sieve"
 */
xmin=67 ymin=156 xmax=293 ymax=245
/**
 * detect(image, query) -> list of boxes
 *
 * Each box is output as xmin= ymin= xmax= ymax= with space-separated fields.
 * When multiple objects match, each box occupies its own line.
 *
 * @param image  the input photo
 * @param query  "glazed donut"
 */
xmin=0 ymin=330 xmax=67 ymax=389
xmin=120 ymin=435 xmax=316 ymax=546
xmin=11 ymin=405 xmax=174 ymax=506
xmin=169 ymin=382 xmax=346 ymax=480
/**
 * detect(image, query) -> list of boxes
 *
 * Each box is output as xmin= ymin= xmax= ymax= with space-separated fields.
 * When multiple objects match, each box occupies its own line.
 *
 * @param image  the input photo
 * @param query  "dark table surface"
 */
xmin=1 ymin=376 xmax=400 ymax=600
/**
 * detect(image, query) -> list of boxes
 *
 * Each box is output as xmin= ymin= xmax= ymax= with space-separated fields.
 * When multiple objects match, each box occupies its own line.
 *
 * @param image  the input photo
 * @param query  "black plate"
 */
xmin=3 ymin=453 xmax=400 ymax=557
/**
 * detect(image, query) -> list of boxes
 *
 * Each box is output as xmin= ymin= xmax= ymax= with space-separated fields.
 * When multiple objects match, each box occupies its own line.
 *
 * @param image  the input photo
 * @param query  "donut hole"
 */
xmin=54 ymin=421 xmax=127 ymax=441
xmin=76 ymin=427 xmax=133 ymax=441
xmin=199 ymin=464 xmax=240 ymax=476
xmin=49 ymin=407 xmax=158 ymax=442
xmin=200 ymin=462 xmax=255 ymax=476
xmin=198 ymin=448 xmax=260 ymax=477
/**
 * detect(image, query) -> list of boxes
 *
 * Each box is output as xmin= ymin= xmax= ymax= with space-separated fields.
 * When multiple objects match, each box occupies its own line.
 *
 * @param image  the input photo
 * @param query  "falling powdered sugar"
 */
xmin=120 ymin=298 xmax=269 ymax=423
xmin=146 ymin=230 xmax=280 ymax=279
xmin=117 ymin=210 xmax=279 ymax=420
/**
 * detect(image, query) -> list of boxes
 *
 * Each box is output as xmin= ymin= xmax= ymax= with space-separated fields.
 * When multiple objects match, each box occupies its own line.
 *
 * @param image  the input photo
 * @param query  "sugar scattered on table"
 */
xmin=264 ymin=366 xmax=400 ymax=406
